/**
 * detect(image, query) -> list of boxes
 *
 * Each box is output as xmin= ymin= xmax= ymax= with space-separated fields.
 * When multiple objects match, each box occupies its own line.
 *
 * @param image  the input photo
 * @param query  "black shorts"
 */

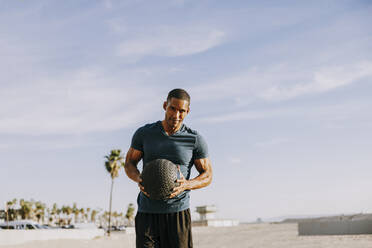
xmin=135 ymin=209 xmax=193 ymax=248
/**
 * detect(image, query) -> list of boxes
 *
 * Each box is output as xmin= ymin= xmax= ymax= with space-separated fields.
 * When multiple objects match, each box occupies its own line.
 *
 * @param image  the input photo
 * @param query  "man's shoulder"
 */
xmin=181 ymin=123 xmax=200 ymax=136
xmin=136 ymin=121 xmax=160 ymax=132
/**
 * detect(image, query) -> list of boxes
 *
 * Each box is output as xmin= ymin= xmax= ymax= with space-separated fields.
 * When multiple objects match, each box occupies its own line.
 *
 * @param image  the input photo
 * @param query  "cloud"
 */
xmin=190 ymin=63 xmax=303 ymax=104
xmin=255 ymin=138 xmax=289 ymax=148
xmin=0 ymin=137 xmax=99 ymax=151
xmin=116 ymin=27 xmax=225 ymax=62
xmin=260 ymin=61 xmax=372 ymax=101
xmin=0 ymin=68 xmax=162 ymax=135
xmin=103 ymin=0 xmax=113 ymax=9
xmin=229 ymin=157 xmax=242 ymax=164
xmin=197 ymin=109 xmax=285 ymax=123
xmin=197 ymin=100 xmax=371 ymax=125
xmin=191 ymin=61 xmax=372 ymax=105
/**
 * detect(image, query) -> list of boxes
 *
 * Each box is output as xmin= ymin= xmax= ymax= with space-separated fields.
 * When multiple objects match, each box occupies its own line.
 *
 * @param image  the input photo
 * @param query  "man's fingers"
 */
xmin=169 ymin=185 xmax=182 ymax=198
xmin=176 ymin=178 xmax=186 ymax=183
xmin=169 ymin=189 xmax=180 ymax=198
xmin=172 ymin=185 xmax=181 ymax=192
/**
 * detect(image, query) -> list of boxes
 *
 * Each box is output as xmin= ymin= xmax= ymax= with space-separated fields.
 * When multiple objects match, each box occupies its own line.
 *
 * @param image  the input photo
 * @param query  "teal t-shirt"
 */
xmin=131 ymin=120 xmax=209 ymax=213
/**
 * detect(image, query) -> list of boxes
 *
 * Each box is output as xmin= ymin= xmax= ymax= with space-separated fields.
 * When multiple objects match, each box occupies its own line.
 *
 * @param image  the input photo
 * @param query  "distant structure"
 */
xmin=193 ymin=205 xmax=239 ymax=227
xmin=298 ymin=220 xmax=372 ymax=235
xmin=298 ymin=213 xmax=372 ymax=235
xmin=196 ymin=205 xmax=216 ymax=221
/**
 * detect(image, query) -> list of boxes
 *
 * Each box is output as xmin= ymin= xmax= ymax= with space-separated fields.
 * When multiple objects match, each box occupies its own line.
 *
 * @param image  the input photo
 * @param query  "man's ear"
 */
xmin=163 ymin=101 xmax=167 ymax=111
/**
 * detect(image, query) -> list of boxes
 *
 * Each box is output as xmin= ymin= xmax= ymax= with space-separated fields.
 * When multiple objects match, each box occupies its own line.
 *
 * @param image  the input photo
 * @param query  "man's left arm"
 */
xmin=169 ymin=157 xmax=213 ymax=198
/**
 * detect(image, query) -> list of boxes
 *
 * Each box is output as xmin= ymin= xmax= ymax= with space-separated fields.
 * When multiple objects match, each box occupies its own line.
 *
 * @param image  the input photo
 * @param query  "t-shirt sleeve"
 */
xmin=130 ymin=127 xmax=144 ymax=152
xmin=193 ymin=133 xmax=209 ymax=159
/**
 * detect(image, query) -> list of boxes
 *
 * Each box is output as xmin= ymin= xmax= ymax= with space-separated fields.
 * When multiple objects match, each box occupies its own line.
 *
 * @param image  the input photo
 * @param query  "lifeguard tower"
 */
xmin=196 ymin=205 xmax=217 ymax=221
xmin=193 ymin=205 xmax=239 ymax=227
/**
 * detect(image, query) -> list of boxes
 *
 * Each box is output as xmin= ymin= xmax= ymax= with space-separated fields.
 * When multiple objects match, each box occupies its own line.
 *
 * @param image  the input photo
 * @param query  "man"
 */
xmin=124 ymin=88 xmax=213 ymax=248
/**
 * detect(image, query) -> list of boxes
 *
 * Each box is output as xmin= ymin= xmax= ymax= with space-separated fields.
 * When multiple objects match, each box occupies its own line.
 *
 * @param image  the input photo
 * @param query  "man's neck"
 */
xmin=161 ymin=120 xmax=182 ymax=135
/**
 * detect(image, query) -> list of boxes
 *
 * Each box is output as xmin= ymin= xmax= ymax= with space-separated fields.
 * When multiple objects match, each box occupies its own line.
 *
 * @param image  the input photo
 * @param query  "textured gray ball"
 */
xmin=141 ymin=159 xmax=179 ymax=200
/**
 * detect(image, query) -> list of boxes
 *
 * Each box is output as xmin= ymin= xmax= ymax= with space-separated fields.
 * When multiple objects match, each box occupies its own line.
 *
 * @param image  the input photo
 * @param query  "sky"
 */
xmin=1 ymin=0 xmax=372 ymax=222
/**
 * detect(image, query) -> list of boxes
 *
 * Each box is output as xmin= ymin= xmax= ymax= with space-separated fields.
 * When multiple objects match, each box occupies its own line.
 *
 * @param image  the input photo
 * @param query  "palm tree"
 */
xmin=91 ymin=209 xmax=98 ymax=224
xmin=19 ymin=199 xmax=33 ymax=220
xmin=79 ymin=208 xmax=85 ymax=223
xmin=73 ymin=203 xmax=79 ymax=223
xmin=61 ymin=205 xmax=73 ymax=225
xmin=66 ymin=206 xmax=73 ymax=225
xmin=29 ymin=199 xmax=36 ymax=221
xmin=85 ymin=208 xmax=91 ymax=223
xmin=125 ymin=203 xmax=135 ymax=226
xmin=35 ymin=201 xmax=46 ymax=223
xmin=104 ymin=149 xmax=125 ymax=236
xmin=56 ymin=206 xmax=62 ymax=226
xmin=6 ymin=199 xmax=17 ymax=221
xmin=51 ymin=203 xmax=58 ymax=225
xmin=61 ymin=206 xmax=67 ymax=224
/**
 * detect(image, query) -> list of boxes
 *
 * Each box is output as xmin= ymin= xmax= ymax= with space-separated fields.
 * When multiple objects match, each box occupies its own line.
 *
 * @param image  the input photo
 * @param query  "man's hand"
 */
xmin=169 ymin=166 xmax=190 ymax=198
xmin=138 ymin=177 xmax=150 ymax=197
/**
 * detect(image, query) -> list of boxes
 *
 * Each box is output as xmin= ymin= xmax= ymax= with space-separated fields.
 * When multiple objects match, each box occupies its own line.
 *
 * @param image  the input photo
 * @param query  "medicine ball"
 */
xmin=140 ymin=159 xmax=179 ymax=200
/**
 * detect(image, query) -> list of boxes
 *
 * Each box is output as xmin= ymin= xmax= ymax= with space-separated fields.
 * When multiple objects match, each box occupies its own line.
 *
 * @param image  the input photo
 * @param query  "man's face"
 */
xmin=163 ymin=97 xmax=190 ymax=129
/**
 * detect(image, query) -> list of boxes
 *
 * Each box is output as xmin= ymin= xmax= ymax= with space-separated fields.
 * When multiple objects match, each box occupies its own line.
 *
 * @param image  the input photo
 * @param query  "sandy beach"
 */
xmin=2 ymin=223 xmax=372 ymax=248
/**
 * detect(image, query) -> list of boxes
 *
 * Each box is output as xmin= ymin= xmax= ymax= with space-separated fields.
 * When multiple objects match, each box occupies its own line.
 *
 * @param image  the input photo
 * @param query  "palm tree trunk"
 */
xmin=108 ymin=179 xmax=114 ymax=236
xmin=6 ymin=206 xmax=9 ymax=229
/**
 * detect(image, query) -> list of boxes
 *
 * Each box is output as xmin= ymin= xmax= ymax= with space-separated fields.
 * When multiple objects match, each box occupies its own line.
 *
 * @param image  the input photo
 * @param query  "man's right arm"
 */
xmin=124 ymin=147 xmax=143 ymax=183
xmin=124 ymin=147 xmax=149 ymax=196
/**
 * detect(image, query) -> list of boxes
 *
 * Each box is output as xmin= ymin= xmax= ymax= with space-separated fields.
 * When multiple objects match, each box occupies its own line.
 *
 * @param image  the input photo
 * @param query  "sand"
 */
xmin=2 ymin=223 xmax=372 ymax=248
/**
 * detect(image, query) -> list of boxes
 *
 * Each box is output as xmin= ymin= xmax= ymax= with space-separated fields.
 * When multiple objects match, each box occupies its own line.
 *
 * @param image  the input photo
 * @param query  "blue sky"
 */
xmin=1 ymin=0 xmax=372 ymax=222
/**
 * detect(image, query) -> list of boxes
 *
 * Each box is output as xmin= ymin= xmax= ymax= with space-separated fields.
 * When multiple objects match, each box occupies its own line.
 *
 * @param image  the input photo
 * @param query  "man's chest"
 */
xmin=143 ymin=133 xmax=196 ymax=165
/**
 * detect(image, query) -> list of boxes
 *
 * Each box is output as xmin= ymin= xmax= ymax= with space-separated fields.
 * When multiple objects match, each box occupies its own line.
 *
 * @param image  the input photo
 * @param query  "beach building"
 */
xmin=193 ymin=205 xmax=239 ymax=227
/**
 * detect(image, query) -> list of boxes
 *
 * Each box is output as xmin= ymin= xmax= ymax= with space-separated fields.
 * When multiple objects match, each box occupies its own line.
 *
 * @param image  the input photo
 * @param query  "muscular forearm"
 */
xmin=186 ymin=171 xmax=212 ymax=190
xmin=124 ymin=161 xmax=141 ymax=183
xmin=185 ymin=157 xmax=213 ymax=191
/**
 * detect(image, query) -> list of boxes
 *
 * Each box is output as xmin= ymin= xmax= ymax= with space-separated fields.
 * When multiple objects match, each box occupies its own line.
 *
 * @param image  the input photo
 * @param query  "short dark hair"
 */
xmin=167 ymin=88 xmax=190 ymax=103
